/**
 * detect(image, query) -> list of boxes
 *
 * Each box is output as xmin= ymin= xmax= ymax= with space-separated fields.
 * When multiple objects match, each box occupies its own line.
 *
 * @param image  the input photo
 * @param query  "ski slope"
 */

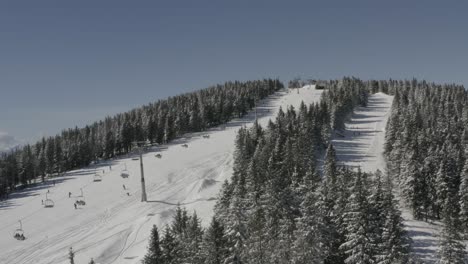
xmin=331 ymin=92 xmax=392 ymax=173
xmin=0 ymin=85 xmax=323 ymax=264
xmin=329 ymin=92 xmax=447 ymax=263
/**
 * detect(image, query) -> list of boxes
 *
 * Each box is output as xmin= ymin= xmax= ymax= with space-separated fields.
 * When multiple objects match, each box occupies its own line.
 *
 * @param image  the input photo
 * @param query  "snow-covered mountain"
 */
xmin=0 ymin=86 xmax=323 ymax=264
xmin=1 ymin=83 xmax=464 ymax=264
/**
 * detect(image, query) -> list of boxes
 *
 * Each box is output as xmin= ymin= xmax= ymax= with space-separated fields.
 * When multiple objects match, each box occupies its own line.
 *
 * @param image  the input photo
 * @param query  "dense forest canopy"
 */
xmin=142 ymin=78 xmax=468 ymax=264
xmin=2 ymin=76 xmax=468 ymax=263
xmin=0 ymin=79 xmax=283 ymax=197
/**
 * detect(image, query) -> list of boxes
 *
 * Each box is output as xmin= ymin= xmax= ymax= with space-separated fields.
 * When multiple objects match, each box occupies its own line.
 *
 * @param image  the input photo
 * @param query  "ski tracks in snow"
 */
xmin=0 ymin=86 xmax=325 ymax=264
xmin=329 ymin=92 xmax=456 ymax=263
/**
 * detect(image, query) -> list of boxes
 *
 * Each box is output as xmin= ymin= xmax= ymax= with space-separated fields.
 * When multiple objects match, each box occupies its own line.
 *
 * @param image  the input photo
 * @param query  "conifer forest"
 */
xmin=2 ymin=78 xmax=468 ymax=264
xmin=139 ymin=78 xmax=468 ymax=264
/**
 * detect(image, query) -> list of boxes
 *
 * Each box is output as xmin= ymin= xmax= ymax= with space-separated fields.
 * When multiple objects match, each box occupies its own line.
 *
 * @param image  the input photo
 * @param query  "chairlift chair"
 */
xmin=120 ymin=163 xmax=130 ymax=178
xmin=13 ymin=221 xmax=25 ymax=241
xmin=44 ymin=199 xmax=54 ymax=207
xmin=121 ymin=170 xmax=129 ymax=178
xmin=76 ymin=188 xmax=86 ymax=206
xmin=44 ymin=193 xmax=54 ymax=208
xmin=76 ymin=198 xmax=86 ymax=206
xmin=93 ymin=173 xmax=102 ymax=182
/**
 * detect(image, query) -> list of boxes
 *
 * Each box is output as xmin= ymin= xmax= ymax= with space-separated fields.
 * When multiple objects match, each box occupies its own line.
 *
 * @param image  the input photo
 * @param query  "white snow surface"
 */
xmin=329 ymin=92 xmax=448 ymax=263
xmin=331 ymin=92 xmax=393 ymax=173
xmin=0 ymin=85 xmax=323 ymax=264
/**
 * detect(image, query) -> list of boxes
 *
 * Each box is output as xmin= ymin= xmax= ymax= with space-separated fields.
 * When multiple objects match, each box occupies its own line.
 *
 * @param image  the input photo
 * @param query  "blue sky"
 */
xmin=0 ymin=0 xmax=467 ymax=147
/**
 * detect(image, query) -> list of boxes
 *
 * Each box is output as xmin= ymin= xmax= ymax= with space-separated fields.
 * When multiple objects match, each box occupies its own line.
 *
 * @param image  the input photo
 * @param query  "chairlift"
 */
xmin=121 ymin=170 xmax=130 ymax=178
xmin=120 ymin=163 xmax=130 ymax=178
xmin=13 ymin=220 xmax=25 ymax=241
xmin=75 ymin=199 xmax=86 ymax=206
xmin=155 ymin=154 xmax=162 ymax=159
xmin=93 ymin=173 xmax=102 ymax=182
xmin=44 ymin=193 xmax=54 ymax=208
xmin=76 ymin=188 xmax=86 ymax=206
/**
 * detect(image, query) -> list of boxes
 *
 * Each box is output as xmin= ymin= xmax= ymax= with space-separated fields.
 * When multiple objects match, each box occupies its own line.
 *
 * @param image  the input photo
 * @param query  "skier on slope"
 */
xmin=69 ymin=192 xmax=71 ymax=198
xmin=123 ymin=184 xmax=126 ymax=190
xmin=74 ymin=203 xmax=77 ymax=209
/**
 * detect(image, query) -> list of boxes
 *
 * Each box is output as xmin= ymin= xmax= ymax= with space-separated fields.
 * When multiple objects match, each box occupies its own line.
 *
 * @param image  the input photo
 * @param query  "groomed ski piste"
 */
xmin=1 ymin=86 xmax=455 ymax=264
xmin=0 ymin=85 xmax=323 ymax=264
xmin=329 ymin=92 xmax=451 ymax=263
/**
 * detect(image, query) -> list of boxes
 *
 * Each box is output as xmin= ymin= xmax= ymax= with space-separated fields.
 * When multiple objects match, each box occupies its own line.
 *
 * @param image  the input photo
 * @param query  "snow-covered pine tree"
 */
xmin=292 ymin=165 xmax=324 ymax=264
xmin=143 ymin=225 xmax=163 ymax=264
xmin=185 ymin=211 xmax=204 ymax=264
xmin=321 ymin=144 xmax=347 ymax=264
xmin=369 ymin=172 xmax=386 ymax=260
xmin=161 ymin=226 xmax=179 ymax=264
xmin=340 ymin=170 xmax=376 ymax=264
xmin=377 ymin=175 xmax=411 ymax=264
xmin=458 ymin=157 xmax=468 ymax=236
xmin=438 ymin=197 xmax=466 ymax=264
xmin=200 ymin=217 xmax=229 ymax=264
xmin=243 ymin=204 xmax=268 ymax=263
xmin=435 ymin=160 xmax=450 ymax=220
xmin=400 ymin=139 xmax=425 ymax=220
xmin=45 ymin=137 xmax=55 ymax=175
xmin=38 ymin=145 xmax=47 ymax=182
xmin=214 ymin=179 xmax=234 ymax=223
xmin=324 ymin=144 xmax=337 ymax=184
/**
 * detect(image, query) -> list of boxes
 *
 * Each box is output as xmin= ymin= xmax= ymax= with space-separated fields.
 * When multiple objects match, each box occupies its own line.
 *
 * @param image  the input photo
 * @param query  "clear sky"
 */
xmin=1 ymin=0 xmax=467 ymax=147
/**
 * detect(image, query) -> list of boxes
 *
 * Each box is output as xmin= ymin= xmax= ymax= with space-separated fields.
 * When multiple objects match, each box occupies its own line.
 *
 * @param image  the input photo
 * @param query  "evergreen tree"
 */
xmin=161 ymin=227 xmax=179 ymax=264
xmin=201 ymin=217 xmax=229 ymax=264
xmin=69 ymin=247 xmax=75 ymax=264
xmin=438 ymin=198 xmax=466 ymax=264
xmin=321 ymin=147 xmax=345 ymax=263
xmin=324 ymin=144 xmax=338 ymax=182
xmin=377 ymin=176 xmax=411 ymax=264
xmin=292 ymin=167 xmax=324 ymax=264
xmin=458 ymin=158 xmax=468 ymax=235
xmin=185 ymin=212 xmax=204 ymax=264
xmin=38 ymin=146 xmax=47 ymax=181
xmin=46 ymin=138 xmax=55 ymax=175
xmin=340 ymin=170 xmax=375 ymax=264
xmin=143 ymin=225 xmax=163 ymax=264
xmin=244 ymin=205 xmax=268 ymax=263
